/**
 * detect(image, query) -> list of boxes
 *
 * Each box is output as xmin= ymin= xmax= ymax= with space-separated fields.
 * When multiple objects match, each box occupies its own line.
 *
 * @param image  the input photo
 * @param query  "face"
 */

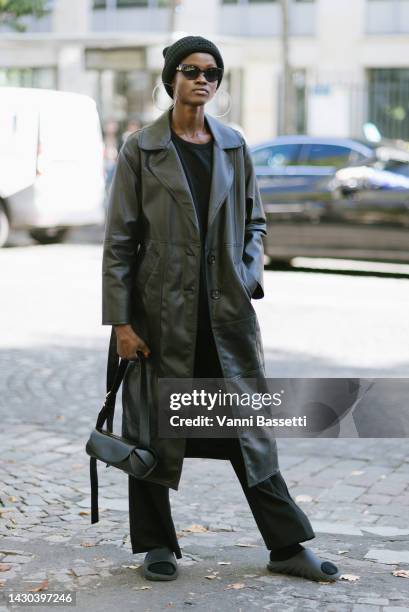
xmin=171 ymin=52 xmax=219 ymax=107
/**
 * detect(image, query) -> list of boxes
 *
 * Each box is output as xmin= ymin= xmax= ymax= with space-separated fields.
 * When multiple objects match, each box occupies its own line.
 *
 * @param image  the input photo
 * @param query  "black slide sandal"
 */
xmin=267 ymin=548 xmax=341 ymax=582
xmin=143 ymin=547 xmax=178 ymax=581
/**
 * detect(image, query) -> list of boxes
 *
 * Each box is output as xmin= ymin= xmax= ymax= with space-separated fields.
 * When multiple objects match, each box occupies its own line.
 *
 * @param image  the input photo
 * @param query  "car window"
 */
xmin=303 ymin=144 xmax=352 ymax=168
xmin=349 ymin=149 xmax=371 ymax=164
xmin=383 ymin=161 xmax=409 ymax=177
xmin=251 ymin=144 xmax=301 ymax=168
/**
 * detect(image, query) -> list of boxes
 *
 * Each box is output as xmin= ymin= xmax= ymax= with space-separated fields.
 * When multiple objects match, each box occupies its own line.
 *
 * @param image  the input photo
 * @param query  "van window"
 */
xmin=252 ymin=144 xmax=301 ymax=168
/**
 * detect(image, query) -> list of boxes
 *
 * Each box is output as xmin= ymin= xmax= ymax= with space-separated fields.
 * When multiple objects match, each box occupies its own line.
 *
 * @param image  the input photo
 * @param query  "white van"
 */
xmin=0 ymin=87 xmax=106 ymax=246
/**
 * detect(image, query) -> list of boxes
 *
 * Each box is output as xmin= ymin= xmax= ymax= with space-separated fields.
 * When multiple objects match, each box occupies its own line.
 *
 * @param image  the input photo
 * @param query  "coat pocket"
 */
xmin=234 ymin=261 xmax=252 ymax=300
xmin=212 ymin=314 xmax=262 ymax=377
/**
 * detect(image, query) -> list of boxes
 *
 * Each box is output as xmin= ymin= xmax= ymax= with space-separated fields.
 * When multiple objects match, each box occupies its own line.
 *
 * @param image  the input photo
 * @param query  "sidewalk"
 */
xmin=1 ymin=244 xmax=409 ymax=610
xmin=1 ymin=421 xmax=408 ymax=611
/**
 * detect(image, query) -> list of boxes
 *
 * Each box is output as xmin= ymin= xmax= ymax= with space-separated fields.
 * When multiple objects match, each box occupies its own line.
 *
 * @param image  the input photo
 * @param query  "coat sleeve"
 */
xmin=241 ymin=140 xmax=267 ymax=300
xmin=102 ymin=141 xmax=142 ymax=325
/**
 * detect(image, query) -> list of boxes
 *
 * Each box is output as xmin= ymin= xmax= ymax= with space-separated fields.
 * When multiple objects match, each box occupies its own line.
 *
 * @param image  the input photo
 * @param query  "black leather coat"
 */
xmin=102 ymin=108 xmax=279 ymax=489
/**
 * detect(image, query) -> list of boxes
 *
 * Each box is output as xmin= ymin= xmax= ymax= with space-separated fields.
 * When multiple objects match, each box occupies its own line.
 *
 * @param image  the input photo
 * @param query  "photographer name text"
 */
xmin=169 ymin=415 xmax=307 ymax=428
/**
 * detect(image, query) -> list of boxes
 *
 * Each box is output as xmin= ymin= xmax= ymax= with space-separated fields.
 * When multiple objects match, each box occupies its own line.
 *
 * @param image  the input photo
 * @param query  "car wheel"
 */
xmin=0 ymin=205 xmax=10 ymax=248
xmin=29 ymin=228 xmax=69 ymax=244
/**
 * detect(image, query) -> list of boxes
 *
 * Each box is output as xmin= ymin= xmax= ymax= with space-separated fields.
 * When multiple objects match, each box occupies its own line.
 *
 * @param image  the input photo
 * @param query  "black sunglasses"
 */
xmin=175 ymin=64 xmax=223 ymax=83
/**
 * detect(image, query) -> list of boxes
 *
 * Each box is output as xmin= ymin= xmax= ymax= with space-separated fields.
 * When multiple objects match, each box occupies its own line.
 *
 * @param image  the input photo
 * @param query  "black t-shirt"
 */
xmin=171 ymin=128 xmax=213 ymax=331
xmin=171 ymin=128 xmax=213 ymax=238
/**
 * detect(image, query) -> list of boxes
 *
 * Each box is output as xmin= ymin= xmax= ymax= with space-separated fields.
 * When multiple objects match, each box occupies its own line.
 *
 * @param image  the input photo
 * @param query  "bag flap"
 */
xmin=86 ymin=429 xmax=135 ymax=463
xmin=134 ymin=447 xmax=157 ymax=469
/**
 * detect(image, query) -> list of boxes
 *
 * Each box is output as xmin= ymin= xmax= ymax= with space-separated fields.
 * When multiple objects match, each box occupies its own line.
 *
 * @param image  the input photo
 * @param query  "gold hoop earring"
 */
xmin=152 ymin=82 xmax=176 ymax=111
xmin=209 ymin=88 xmax=232 ymax=118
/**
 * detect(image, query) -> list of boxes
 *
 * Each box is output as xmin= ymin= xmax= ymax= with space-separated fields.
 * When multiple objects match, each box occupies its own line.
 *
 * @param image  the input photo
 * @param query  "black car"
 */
xmin=250 ymin=136 xmax=409 ymax=264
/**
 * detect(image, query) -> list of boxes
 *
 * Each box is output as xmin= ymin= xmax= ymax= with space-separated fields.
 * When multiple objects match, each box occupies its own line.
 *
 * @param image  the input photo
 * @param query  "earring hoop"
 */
xmin=209 ymin=88 xmax=232 ymax=118
xmin=152 ymin=82 xmax=175 ymax=111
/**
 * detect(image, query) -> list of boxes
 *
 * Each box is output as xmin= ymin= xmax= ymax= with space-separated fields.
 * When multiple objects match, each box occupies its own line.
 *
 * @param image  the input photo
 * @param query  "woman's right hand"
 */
xmin=114 ymin=324 xmax=151 ymax=360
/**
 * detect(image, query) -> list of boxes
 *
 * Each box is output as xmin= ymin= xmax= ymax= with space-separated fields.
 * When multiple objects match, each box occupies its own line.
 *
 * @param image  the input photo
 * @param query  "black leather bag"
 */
xmin=85 ymin=327 xmax=158 ymax=524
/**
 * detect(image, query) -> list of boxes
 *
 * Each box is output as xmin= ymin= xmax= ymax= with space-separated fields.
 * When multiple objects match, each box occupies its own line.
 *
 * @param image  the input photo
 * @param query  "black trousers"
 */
xmin=128 ymin=327 xmax=315 ymax=559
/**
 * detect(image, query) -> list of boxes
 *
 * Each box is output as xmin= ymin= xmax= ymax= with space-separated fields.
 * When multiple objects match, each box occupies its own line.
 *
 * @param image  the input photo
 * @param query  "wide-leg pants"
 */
xmin=128 ymin=327 xmax=315 ymax=559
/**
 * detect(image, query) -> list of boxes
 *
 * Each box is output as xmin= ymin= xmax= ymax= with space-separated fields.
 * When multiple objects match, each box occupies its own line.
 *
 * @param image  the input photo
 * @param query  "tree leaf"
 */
xmin=28 ymin=579 xmax=49 ymax=592
xmin=295 ymin=495 xmax=313 ymax=503
xmin=133 ymin=586 xmax=152 ymax=590
xmin=340 ymin=574 xmax=360 ymax=582
xmin=183 ymin=524 xmax=208 ymax=533
xmin=392 ymin=569 xmax=409 ymax=578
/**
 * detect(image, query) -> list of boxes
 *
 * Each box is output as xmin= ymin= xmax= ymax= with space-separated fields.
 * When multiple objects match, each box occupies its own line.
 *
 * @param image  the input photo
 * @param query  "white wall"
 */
xmin=242 ymin=60 xmax=277 ymax=144
xmin=52 ymin=0 xmax=90 ymax=34
xmin=305 ymin=0 xmax=366 ymax=137
xmin=175 ymin=0 xmax=219 ymax=35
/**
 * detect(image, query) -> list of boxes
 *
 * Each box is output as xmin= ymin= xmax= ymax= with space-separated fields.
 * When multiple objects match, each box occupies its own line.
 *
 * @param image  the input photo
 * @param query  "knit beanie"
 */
xmin=161 ymin=35 xmax=224 ymax=99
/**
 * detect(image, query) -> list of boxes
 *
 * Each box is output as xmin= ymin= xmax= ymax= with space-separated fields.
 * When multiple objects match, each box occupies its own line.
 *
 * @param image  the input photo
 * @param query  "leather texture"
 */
xmin=86 ymin=429 xmax=157 ymax=476
xmin=85 ymin=336 xmax=158 ymax=523
xmin=102 ymin=108 xmax=279 ymax=489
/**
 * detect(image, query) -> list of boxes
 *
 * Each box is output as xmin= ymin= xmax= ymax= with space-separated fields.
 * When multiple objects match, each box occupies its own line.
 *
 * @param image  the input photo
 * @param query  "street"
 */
xmin=1 ymin=233 xmax=409 ymax=611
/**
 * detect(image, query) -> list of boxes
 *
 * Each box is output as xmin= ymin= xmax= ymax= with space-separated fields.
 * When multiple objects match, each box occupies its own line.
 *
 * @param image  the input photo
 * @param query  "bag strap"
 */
xmin=90 ymin=326 xmax=145 ymax=524
xmin=95 ymin=328 xmax=129 ymax=433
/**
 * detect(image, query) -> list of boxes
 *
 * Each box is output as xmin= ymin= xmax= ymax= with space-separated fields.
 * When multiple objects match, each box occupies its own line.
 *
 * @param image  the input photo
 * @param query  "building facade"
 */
xmin=1 ymin=0 xmax=409 ymax=144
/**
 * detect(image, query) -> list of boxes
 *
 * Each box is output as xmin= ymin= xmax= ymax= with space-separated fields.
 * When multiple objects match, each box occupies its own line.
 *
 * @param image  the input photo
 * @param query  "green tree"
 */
xmin=0 ymin=0 xmax=48 ymax=32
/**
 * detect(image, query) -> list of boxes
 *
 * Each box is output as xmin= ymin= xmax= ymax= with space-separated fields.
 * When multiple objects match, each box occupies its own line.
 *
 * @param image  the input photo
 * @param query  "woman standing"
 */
xmin=102 ymin=35 xmax=340 ymax=583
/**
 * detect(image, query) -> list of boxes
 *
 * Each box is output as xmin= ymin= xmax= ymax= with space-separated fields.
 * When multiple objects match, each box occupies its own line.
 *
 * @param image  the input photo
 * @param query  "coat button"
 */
xmin=207 ymin=254 xmax=216 ymax=265
xmin=211 ymin=289 xmax=220 ymax=300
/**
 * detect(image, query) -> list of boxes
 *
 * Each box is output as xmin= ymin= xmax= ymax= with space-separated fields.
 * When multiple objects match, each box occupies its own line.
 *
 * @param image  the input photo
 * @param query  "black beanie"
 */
xmin=161 ymin=35 xmax=224 ymax=99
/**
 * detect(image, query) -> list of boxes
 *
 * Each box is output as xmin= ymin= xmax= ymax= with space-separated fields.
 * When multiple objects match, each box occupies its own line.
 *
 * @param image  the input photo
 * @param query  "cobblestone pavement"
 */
xmin=1 ymin=240 xmax=409 ymax=611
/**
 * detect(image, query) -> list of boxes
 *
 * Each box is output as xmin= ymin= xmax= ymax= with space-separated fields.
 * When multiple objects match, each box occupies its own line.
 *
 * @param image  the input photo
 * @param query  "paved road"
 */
xmin=1 ymin=236 xmax=409 ymax=611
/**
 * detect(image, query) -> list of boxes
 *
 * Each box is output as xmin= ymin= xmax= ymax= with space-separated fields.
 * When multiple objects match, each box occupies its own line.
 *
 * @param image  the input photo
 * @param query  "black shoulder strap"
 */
xmin=90 ymin=327 xmax=129 ymax=524
xmin=90 ymin=327 xmax=148 ymax=524
xmin=96 ymin=328 xmax=129 ymax=433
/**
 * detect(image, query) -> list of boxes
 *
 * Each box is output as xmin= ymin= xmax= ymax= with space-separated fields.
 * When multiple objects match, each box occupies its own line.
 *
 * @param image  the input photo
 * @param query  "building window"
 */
xmin=277 ymin=69 xmax=306 ymax=134
xmin=222 ymin=0 xmax=315 ymax=3
xmin=93 ymin=0 xmax=107 ymax=8
xmin=368 ymin=68 xmax=409 ymax=141
xmin=0 ymin=67 xmax=56 ymax=89
xmin=116 ymin=0 xmax=149 ymax=7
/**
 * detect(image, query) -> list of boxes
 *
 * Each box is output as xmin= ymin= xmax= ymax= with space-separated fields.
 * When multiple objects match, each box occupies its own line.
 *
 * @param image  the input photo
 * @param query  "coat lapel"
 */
xmin=207 ymin=139 xmax=233 ymax=232
xmin=148 ymin=143 xmax=200 ymax=237
xmin=138 ymin=109 xmax=244 ymax=239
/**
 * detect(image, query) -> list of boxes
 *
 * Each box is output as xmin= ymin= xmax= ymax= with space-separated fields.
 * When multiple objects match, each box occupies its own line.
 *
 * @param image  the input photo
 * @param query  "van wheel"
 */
xmin=0 ymin=205 xmax=10 ymax=248
xmin=29 ymin=228 xmax=69 ymax=244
